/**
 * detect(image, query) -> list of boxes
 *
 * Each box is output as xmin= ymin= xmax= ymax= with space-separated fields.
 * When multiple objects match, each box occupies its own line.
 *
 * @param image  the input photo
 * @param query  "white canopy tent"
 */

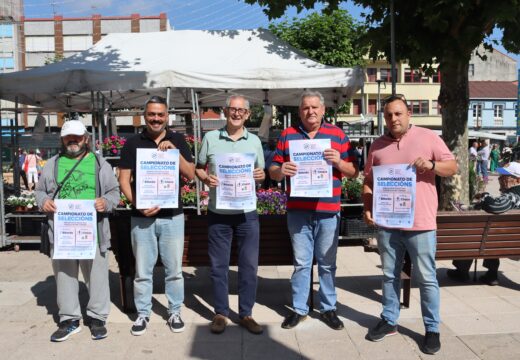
xmin=0 ymin=29 xmax=363 ymax=111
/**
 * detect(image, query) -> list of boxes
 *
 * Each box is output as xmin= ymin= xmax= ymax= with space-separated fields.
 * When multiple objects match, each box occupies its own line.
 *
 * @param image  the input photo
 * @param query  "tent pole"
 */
xmin=90 ymin=91 xmax=96 ymax=153
xmin=191 ymin=89 xmax=201 ymax=215
xmin=0 ymin=101 xmax=6 ymax=248
xmin=14 ymin=97 xmax=20 ymax=196
xmin=98 ymin=93 xmax=104 ymax=152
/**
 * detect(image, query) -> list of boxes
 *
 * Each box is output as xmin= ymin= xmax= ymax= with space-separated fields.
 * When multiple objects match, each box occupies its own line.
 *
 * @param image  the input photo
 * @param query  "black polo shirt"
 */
xmin=119 ymin=129 xmax=194 ymax=218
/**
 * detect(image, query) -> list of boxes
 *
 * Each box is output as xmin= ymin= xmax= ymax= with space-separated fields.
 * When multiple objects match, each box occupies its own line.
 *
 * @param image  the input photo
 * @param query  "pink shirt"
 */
xmin=364 ymin=125 xmax=455 ymax=231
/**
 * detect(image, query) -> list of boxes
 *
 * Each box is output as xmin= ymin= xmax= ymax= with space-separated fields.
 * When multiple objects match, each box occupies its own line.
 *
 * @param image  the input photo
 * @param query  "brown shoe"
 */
xmin=239 ymin=316 xmax=263 ymax=335
xmin=210 ymin=314 xmax=227 ymax=334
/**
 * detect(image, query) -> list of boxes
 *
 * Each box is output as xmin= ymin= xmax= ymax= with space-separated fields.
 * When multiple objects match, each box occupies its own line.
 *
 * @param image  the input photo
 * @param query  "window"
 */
xmin=469 ymin=64 xmax=475 ymax=76
xmin=432 ymin=70 xmax=441 ymax=83
xmin=0 ymin=24 xmax=13 ymax=37
xmin=0 ymin=58 xmax=14 ymax=69
xmin=368 ymin=99 xmax=377 ymax=114
xmin=404 ymin=68 xmax=428 ymax=83
xmin=352 ymin=99 xmax=362 ymax=115
xmin=366 ymin=68 xmax=377 ymax=82
xmin=380 ymin=68 xmax=394 ymax=82
xmin=432 ymin=100 xmax=441 ymax=115
xmin=409 ymin=100 xmax=429 ymax=115
xmin=472 ymin=103 xmax=482 ymax=120
xmin=494 ymin=104 xmax=504 ymax=126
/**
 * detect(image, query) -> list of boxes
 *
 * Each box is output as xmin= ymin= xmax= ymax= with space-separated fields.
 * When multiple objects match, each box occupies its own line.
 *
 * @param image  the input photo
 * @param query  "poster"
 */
xmin=215 ymin=153 xmax=256 ymax=210
xmin=53 ymin=199 xmax=97 ymax=260
xmin=136 ymin=148 xmax=179 ymax=209
xmin=372 ymin=164 xmax=416 ymax=228
xmin=289 ymin=139 xmax=332 ymax=197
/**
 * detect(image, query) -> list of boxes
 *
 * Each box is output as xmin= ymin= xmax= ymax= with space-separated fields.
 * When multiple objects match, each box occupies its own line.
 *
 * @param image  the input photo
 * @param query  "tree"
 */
xmin=268 ymin=10 xmax=368 ymax=124
xmin=245 ymin=0 xmax=520 ymax=208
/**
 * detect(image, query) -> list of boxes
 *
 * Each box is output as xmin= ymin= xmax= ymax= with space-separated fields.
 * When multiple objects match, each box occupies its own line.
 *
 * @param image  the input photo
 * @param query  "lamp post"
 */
xmin=376 ymin=79 xmax=386 ymax=135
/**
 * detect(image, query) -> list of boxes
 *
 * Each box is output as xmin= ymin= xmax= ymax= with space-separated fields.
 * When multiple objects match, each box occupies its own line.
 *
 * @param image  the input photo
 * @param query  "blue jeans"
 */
xmin=208 ymin=211 xmax=259 ymax=318
xmin=377 ymin=229 xmax=440 ymax=332
xmin=287 ymin=210 xmax=340 ymax=315
xmin=131 ymin=214 xmax=184 ymax=317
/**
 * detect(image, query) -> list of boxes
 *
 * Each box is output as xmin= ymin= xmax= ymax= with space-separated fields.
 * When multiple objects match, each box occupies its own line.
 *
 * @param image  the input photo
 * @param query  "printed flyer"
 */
xmin=289 ymin=139 xmax=332 ymax=197
xmin=372 ymin=164 xmax=416 ymax=228
xmin=215 ymin=153 xmax=256 ymax=210
xmin=136 ymin=148 xmax=179 ymax=209
xmin=52 ymin=199 xmax=97 ymax=260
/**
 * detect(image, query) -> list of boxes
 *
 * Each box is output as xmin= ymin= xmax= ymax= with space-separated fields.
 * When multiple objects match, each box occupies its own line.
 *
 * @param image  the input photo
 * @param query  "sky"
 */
xmin=22 ymin=0 xmax=520 ymax=70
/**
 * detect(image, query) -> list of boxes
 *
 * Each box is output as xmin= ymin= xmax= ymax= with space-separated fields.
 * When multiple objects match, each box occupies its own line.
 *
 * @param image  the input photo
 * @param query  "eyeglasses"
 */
xmin=227 ymin=107 xmax=249 ymax=115
xmin=383 ymin=94 xmax=408 ymax=107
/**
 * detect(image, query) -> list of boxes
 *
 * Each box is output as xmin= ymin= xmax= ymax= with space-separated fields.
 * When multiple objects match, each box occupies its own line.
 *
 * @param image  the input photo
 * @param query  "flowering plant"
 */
xmin=118 ymin=193 xmax=132 ymax=209
xmin=181 ymin=184 xmax=209 ymax=210
xmin=100 ymin=135 xmax=126 ymax=154
xmin=184 ymin=135 xmax=201 ymax=155
xmin=341 ymin=178 xmax=362 ymax=203
xmin=5 ymin=191 xmax=37 ymax=209
xmin=256 ymin=188 xmax=287 ymax=215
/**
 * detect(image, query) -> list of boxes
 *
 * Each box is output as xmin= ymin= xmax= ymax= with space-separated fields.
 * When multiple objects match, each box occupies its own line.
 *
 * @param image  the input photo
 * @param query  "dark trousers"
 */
xmin=208 ymin=210 xmax=259 ymax=318
xmin=20 ymin=170 xmax=29 ymax=189
xmin=453 ymin=259 xmax=500 ymax=275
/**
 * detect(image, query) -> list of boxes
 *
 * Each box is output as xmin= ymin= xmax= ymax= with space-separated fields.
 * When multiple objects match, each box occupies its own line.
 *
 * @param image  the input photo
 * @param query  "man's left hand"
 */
xmin=253 ymin=167 xmax=266 ymax=182
xmin=94 ymin=198 xmax=107 ymax=212
xmin=158 ymin=140 xmax=176 ymax=151
xmin=324 ymin=148 xmax=341 ymax=167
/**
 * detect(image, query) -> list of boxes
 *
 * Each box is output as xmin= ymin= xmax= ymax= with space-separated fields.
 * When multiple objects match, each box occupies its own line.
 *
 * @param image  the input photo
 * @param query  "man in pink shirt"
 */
xmin=362 ymin=95 xmax=457 ymax=355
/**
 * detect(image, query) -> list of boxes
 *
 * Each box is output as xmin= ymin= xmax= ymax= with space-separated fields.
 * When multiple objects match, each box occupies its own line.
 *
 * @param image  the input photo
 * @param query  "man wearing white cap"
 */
xmin=447 ymin=161 xmax=520 ymax=285
xmin=35 ymin=120 xmax=120 ymax=342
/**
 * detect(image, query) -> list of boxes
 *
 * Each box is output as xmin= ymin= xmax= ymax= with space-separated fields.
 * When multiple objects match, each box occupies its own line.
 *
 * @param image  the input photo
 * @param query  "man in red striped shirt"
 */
xmin=270 ymin=90 xmax=358 ymax=330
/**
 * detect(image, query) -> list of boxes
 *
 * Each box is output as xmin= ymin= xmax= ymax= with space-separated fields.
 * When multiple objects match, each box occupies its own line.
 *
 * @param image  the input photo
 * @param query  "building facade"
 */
xmin=468 ymin=81 xmax=518 ymax=141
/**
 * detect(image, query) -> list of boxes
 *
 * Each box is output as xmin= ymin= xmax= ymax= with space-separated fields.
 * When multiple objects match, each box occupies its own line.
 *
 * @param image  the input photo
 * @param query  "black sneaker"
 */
xmin=479 ymin=273 xmax=499 ymax=286
xmin=446 ymin=269 xmax=470 ymax=282
xmin=167 ymin=313 xmax=185 ymax=333
xmin=422 ymin=331 xmax=441 ymax=354
xmin=50 ymin=319 xmax=81 ymax=342
xmin=320 ymin=310 xmax=344 ymax=330
xmin=281 ymin=312 xmax=307 ymax=329
xmin=366 ymin=319 xmax=398 ymax=342
xmin=131 ymin=316 xmax=149 ymax=336
xmin=89 ymin=318 xmax=108 ymax=340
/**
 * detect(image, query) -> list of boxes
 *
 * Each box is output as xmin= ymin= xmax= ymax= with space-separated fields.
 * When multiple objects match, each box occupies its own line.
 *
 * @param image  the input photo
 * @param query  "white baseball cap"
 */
xmin=497 ymin=162 xmax=520 ymax=178
xmin=60 ymin=120 xmax=87 ymax=137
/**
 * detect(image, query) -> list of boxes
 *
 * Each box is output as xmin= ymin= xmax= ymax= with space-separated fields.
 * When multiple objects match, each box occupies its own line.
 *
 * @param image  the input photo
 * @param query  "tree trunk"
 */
xmin=438 ymin=61 xmax=470 ymax=210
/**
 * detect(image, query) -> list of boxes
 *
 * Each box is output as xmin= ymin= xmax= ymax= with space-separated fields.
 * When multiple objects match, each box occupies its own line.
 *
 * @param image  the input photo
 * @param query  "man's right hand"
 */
xmin=139 ymin=207 xmax=161 ymax=217
xmin=280 ymin=162 xmax=298 ymax=177
xmin=42 ymin=199 xmax=57 ymax=213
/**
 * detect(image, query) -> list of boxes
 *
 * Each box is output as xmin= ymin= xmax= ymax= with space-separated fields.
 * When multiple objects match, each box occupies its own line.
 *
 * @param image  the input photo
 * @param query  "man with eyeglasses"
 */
xmin=119 ymin=96 xmax=195 ymax=336
xmin=269 ymin=90 xmax=359 ymax=331
xmin=195 ymin=94 xmax=265 ymax=335
xmin=362 ymin=95 xmax=457 ymax=354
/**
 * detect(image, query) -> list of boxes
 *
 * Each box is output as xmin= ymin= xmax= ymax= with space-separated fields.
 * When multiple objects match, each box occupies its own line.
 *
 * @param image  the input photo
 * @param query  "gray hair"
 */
xmin=225 ymin=94 xmax=250 ymax=109
xmin=144 ymin=95 xmax=168 ymax=112
xmin=299 ymin=90 xmax=325 ymax=107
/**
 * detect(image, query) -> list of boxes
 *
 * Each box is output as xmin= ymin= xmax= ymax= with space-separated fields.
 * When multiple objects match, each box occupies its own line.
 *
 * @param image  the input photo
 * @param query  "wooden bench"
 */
xmin=110 ymin=211 xmax=303 ymax=313
xmin=364 ymin=210 xmax=520 ymax=308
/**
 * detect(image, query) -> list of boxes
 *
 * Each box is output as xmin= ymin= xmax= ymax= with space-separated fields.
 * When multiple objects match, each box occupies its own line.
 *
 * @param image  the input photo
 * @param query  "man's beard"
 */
xmin=62 ymin=142 xmax=88 ymax=157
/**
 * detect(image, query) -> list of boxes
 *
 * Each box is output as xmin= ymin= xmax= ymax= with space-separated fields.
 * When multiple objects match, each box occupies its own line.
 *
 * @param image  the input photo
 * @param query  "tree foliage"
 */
xmin=246 ymin=0 xmax=520 ymax=208
xmin=268 ymin=9 xmax=367 ymax=68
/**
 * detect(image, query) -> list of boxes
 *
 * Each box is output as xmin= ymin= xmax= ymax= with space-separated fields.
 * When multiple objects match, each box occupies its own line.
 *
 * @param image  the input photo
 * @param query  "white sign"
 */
xmin=215 ymin=153 xmax=256 ymax=210
xmin=289 ymin=139 xmax=332 ymax=197
xmin=136 ymin=149 xmax=180 ymax=209
xmin=53 ymin=199 xmax=97 ymax=260
xmin=372 ymin=164 xmax=416 ymax=228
